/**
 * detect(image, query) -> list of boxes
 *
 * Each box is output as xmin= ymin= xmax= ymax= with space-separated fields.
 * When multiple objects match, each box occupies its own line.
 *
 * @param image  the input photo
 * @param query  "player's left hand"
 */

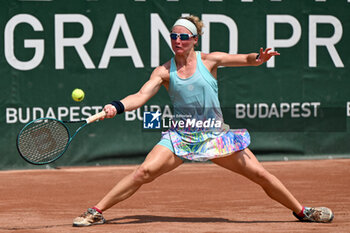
xmin=256 ymin=47 xmax=280 ymax=64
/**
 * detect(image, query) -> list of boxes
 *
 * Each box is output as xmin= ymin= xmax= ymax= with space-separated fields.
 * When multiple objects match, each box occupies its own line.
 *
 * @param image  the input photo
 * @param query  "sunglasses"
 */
xmin=170 ymin=33 xmax=196 ymax=40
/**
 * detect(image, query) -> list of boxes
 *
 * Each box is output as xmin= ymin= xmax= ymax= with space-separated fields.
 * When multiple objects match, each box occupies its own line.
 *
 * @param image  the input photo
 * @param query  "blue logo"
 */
xmin=143 ymin=111 xmax=161 ymax=129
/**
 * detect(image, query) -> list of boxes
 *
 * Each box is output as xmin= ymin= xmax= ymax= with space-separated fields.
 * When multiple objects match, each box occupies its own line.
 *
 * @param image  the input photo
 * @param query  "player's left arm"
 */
xmin=206 ymin=48 xmax=280 ymax=68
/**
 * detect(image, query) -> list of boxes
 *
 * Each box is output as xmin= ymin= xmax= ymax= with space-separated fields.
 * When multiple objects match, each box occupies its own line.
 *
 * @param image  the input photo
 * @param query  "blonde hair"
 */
xmin=180 ymin=15 xmax=204 ymax=36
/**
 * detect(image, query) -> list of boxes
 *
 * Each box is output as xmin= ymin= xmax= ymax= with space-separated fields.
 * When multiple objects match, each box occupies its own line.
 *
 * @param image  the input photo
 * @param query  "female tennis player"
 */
xmin=73 ymin=15 xmax=333 ymax=226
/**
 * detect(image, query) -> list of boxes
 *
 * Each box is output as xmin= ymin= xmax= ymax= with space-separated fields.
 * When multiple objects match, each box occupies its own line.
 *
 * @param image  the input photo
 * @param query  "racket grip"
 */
xmin=86 ymin=111 xmax=106 ymax=124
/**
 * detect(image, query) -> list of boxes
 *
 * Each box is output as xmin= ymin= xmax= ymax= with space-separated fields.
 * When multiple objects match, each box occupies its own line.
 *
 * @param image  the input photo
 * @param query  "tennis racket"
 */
xmin=16 ymin=111 xmax=106 ymax=165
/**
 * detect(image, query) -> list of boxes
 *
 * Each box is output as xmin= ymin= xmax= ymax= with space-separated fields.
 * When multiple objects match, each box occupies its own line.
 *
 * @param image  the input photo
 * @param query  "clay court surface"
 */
xmin=0 ymin=159 xmax=349 ymax=233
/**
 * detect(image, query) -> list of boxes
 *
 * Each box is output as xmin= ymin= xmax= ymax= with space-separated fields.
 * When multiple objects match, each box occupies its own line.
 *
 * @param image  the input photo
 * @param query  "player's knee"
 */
xmin=133 ymin=166 xmax=156 ymax=184
xmin=252 ymin=169 xmax=274 ymax=185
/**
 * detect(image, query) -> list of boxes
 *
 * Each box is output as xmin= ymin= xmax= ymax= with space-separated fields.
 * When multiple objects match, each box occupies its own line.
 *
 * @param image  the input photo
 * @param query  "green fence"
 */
xmin=1 ymin=0 xmax=350 ymax=169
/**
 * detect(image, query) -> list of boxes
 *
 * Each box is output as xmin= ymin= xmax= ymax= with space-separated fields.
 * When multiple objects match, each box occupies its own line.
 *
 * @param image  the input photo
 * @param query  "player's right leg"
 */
xmin=73 ymin=144 xmax=183 ymax=227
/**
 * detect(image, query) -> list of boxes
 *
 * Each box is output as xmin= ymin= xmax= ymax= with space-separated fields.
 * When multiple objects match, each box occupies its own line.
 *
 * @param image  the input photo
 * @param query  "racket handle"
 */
xmin=86 ymin=111 xmax=106 ymax=124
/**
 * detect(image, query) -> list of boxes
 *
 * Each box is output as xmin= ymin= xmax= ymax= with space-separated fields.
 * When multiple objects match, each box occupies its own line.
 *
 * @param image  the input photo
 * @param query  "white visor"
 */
xmin=172 ymin=19 xmax=197 ymax=36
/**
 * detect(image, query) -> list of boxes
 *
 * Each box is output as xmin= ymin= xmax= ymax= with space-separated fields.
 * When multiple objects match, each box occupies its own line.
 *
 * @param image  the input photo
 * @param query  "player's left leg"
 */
xmin=211 ymin=148 xmax=333 ymax=222
xmin=211 ymin=148 xmax=302 ymax=213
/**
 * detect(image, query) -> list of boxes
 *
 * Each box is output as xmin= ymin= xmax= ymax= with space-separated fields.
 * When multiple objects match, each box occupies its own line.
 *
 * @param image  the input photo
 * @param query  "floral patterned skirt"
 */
xmin=160 ymin=128 xmax=250 ymax=161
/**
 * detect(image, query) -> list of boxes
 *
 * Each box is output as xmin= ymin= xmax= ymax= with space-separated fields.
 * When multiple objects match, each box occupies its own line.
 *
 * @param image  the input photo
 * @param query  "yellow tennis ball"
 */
xmin=72 ymin=88 xmax=85 ymax=102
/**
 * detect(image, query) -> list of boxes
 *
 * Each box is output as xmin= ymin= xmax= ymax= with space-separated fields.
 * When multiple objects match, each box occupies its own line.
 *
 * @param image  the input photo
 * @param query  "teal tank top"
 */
xmin=168 ymin=51 xmax=224 ymax=126
xmin=163 ymin=51 xmax=251 ymax=161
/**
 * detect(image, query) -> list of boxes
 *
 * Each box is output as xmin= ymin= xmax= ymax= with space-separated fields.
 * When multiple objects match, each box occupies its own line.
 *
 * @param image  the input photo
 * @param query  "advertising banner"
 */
xmin=1 ymin=0 xmax=349 ymax=169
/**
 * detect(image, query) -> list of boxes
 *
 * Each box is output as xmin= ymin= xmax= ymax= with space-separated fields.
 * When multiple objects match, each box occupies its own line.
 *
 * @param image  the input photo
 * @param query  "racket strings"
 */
xmin=18 ymin=120 xmax=69 ymax=163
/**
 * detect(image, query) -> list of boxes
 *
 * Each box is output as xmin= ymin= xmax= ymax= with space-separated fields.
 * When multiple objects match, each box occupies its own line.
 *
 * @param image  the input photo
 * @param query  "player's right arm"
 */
xmin=103 ymin=65 xmax=167 ymax=119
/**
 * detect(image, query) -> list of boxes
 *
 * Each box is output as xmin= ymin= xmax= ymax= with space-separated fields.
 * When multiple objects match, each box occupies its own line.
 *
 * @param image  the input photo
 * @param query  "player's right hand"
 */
xmin=102 ymin=104 xmax=117 ymax=120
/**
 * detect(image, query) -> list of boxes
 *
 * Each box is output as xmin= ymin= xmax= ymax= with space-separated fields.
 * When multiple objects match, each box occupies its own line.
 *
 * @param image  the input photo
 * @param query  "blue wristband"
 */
xmin=110 ymin=101 xmax=125 ymax=114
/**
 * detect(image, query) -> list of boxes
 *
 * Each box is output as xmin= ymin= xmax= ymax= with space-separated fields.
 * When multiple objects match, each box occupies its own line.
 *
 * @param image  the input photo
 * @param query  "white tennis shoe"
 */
xmin=73 ymin=208 xmax=106 ymax=227
xmin=293 ymin=207 xmax=334 ymax=223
